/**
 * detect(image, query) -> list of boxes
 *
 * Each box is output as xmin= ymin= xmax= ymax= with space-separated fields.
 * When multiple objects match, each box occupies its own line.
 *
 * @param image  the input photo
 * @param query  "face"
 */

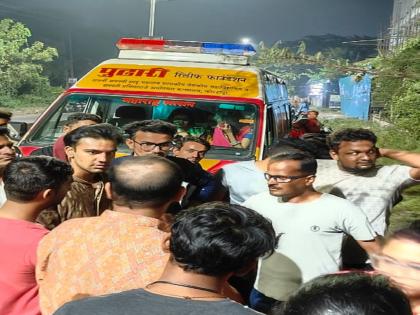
xmin=0 ymin=118 xmax=9 ymax=127
xmin=66 ymin=137 xmax=116 ymax=175
xmin=173 ymin=141 xmax=208 ymax=164
xmin=307 ymin=111 xmax=318 ymax=119
xmin=63 ymin=119 xmax=98 ymax=134
xmin=126 ymin=131 xmax=173 ymax=157
xmin=375 ymin=238 xmax=420 ymax=299
xmin=330 ymin=140 xmax=378 ymax=172
xmin=0 ymin=135 xmax=16 ymax=170
xmin=266 ymin=160 xmax=314 ymax=198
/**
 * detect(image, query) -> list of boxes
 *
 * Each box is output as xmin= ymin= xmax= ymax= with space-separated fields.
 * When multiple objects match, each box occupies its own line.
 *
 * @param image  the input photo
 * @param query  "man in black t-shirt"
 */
xmin=53 ymin=202 xmax=278 ymax=315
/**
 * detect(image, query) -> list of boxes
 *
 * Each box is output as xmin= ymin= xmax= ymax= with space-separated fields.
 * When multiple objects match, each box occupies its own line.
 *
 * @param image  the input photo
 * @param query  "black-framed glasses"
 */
xmin=131 ymin=139 xmax=174 ymax=151
xmin=264 ymin=173 xmax=311 ymax=183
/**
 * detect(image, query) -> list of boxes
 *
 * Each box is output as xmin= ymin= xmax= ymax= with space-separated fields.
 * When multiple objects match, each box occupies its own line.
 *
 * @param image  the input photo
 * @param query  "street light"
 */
xmin=241 ymin=37 xmax=251 ymax=44
xmin=148 ymin=0 xmax=172 ymax=37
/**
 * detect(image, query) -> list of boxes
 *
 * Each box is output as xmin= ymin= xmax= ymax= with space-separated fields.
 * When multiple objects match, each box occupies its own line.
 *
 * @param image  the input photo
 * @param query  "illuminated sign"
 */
xmin=76 ymin=64 xmax=260 ymax=98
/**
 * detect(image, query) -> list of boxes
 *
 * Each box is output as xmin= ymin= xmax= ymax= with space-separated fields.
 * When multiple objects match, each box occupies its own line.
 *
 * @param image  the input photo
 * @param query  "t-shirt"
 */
xmin=0 ymin=218 xmax=48 ymax=315
xmin=314 ymin=159 xmax=418 ymax=235
xmin=243 ymin=192 xmax=375 ymax=301
xmin=221 ymin=161 xmax=267 ymax=204
xmin=53 ymin=288 xmax=259 ymax=315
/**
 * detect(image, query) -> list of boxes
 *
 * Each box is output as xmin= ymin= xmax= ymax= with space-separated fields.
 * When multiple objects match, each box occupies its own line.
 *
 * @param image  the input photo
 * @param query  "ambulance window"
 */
xmin=30 ymin=95 xmax=91 ymax=143
xmin=265 ymin=106 xmax=275 ymax=147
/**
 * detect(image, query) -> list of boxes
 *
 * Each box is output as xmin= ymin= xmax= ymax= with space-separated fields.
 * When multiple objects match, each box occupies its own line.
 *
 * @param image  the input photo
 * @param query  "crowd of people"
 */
xmin=0 ymin=108 xmax=419 ymax=315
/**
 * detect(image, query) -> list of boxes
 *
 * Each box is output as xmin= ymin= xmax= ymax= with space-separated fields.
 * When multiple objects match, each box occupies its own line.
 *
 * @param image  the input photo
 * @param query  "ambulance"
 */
xmin=18 ymin=38 xmax=291 ymax=172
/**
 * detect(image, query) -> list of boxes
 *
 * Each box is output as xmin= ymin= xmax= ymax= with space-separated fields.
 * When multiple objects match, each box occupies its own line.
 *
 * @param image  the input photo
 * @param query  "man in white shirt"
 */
xmin=0 ymin=128 xmax=17 ymax=206
xmin=243 ymin=151 xmax=379 ymax=313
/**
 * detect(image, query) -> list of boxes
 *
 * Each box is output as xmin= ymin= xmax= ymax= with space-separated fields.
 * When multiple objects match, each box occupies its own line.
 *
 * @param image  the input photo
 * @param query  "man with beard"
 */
xmin=0 ymin=128 xmax=17 ymax=206
xmin=122 ymin=120 xmax=215 ymax=208
xmin=314 ymin=129 xmax=420 ymax=267
xmin=37 ymin=124 xmax=122 ymax=229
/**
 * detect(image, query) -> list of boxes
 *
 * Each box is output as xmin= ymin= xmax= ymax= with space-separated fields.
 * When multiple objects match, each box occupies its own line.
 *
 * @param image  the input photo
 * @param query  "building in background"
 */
xmin=380 ymin=0 xmax=420 ymax=51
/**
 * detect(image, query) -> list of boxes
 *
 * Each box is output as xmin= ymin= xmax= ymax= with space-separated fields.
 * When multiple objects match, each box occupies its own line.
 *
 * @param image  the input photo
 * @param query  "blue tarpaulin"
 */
xmin=339 ymin=75 xmax=372 ymax=120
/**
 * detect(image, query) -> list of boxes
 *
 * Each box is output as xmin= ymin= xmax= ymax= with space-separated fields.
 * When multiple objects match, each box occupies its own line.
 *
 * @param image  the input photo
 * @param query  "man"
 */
xmin=172 ymin=135 xmax=210 ymax=164
xmin=315 ymin=128 xmax=420 ymax=236
xmin=0 ymin=109 xmax=19 ymax=139
xmin=0 ymin=128 xmax=17 ymax=206
xmin=243 ymin=152 xmax=379 ymax=313
xmin=37 ymin=123 xmax=122 ymax=229
xmin=30 ymin=112 xmax=102 ymax=160
xmin=52 ymin=202 xmax=278 ymax=315
xmin=0 ymin=157 xmax=72 ymax=315
xmin=272 ymin=273 xmax=412 ymax=315
xmin=221 ymin=139 xmax=318 ymax=205
xmin=123 ymin=120 xmax=215 ymax=207
xmin=37 ymin=156 xmax=185 ymax=315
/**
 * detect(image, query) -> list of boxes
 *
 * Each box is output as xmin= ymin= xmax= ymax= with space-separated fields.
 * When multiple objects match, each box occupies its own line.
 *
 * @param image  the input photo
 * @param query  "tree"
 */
xmin=0 ymin=19 xmax=58 ymax=96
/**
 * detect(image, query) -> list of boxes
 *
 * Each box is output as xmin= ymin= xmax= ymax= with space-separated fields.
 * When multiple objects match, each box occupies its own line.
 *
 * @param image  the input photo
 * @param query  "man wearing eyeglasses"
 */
xmin=0 ymin=128 xmax=17 ymax=207
xmin=242 ymin=151 xmax=380 ymax=313
xmin=122 ymin=120 xmax=216 ymax=209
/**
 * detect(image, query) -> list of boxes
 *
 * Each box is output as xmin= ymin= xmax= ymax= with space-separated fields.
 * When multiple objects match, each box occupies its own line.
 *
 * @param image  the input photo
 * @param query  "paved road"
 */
xmin=12 ymin=114 xmax=40 ymax=124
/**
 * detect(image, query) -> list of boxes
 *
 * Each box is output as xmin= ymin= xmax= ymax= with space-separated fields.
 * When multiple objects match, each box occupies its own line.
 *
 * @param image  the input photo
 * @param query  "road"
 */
xmin=12 ymin=114 xmax=40 ymax=124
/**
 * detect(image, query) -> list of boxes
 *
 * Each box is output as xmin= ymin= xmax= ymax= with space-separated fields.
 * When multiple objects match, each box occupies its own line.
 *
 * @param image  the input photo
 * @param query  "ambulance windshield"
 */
xmin=28 ymin=93 xmax=259 ymax=159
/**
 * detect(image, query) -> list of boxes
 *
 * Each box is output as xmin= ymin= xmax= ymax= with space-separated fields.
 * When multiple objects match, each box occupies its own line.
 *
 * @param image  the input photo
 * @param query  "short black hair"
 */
xmin=272 ymin=273 xmax=412 ymax=315
xmin=123 ymin=120 xmax=177 ymax=139
xmin=169 ymin=202 xmax=278 ymax=276
xmin=4 ymin=156 xmax=73 ymax=202
xmin=108 ymin=156 xmax=183 ymax=208
xmin=0 ymin=127 xmax=10 ymax=138
xmin=173 ymin=135 xmax=211 ymax=151
xmin=64 ymin=123 xmax=123 ymax=147
xmin=269 ymin=151 xmax=317 ymax=175
xmin=0 ymin=110 xmax=12 ymax=120
xmin=65 ymin=112 xmax=102 ymax=127
xmin=327 ymin=128 xmax=377 ymax=152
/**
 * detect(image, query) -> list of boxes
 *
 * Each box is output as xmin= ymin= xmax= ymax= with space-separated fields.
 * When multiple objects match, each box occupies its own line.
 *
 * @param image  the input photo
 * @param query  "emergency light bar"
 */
xmin=116 ymin=38 xmax=256 ymax=56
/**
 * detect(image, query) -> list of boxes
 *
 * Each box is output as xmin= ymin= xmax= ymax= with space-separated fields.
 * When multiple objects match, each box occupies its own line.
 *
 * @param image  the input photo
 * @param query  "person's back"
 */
xmin=53 ymin=202 xmax=278 ymax=315
xmin=37 ymin=155 xmax=185 ymax=315
xmin=0 ymin=157 xmax=73 ymax=315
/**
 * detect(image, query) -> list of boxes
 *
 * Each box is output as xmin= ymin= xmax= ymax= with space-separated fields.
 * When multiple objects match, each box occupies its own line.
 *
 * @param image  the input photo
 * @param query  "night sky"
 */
xmin=0 ymin=0 xmax=394 ymax=76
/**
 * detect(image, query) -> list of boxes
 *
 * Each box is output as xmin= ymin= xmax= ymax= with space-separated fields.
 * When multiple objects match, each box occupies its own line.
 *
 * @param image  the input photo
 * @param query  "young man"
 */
xmin=0 ymin=157 xmax=72 ymax=315
xmin=0 ymin=128 xmax=16 ymax=206
xmin=37 ymin=156 xmax=185 ymax=315
xmin=315 ymin=128 xmax=420 ymax=236
xmin=243 ymin=152 xmax=379 ymax=313
xmin=172 ymin=135 xmax=210 ymax=164
xmin=37 ymin=123 xmax=122 ymax=229
xmin=52 ymin=202 xmax=278 ymax=315
xmin=123 ymin=120 xmax=214 ymax=207
xmin=30 ymin=112 xmax=102 ymax=160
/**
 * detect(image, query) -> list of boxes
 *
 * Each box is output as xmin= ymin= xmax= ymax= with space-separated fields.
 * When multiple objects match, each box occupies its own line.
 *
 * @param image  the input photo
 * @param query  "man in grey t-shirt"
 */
xmin=243 ymin=151 xmax=379 ymax=313
xmin=314 ymin=128 xmax=420 ymax=236
xmin=53 ymin=203 xmax=278 ymax=315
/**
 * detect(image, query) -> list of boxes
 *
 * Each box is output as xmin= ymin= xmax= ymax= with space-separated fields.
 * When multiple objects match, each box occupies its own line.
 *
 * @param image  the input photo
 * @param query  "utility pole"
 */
xmin=148 ymin=0 xmax=156 ymax=37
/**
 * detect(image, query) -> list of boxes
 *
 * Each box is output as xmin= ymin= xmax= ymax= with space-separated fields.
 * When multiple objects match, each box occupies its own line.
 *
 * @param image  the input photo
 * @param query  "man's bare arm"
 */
xmin=379 ymin=148 xmax=420 ymax=180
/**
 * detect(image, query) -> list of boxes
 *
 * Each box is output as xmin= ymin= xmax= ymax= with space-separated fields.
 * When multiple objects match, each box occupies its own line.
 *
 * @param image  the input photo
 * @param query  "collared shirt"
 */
xmin=36 ymin=210 xmax=169 ymax=315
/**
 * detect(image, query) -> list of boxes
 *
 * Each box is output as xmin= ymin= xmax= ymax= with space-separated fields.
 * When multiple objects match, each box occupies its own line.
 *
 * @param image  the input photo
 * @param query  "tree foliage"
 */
xmin=370 ymin=38 xmax=420 ymax=138
xmin=0 ymin=19 xmax=58 ymax=96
